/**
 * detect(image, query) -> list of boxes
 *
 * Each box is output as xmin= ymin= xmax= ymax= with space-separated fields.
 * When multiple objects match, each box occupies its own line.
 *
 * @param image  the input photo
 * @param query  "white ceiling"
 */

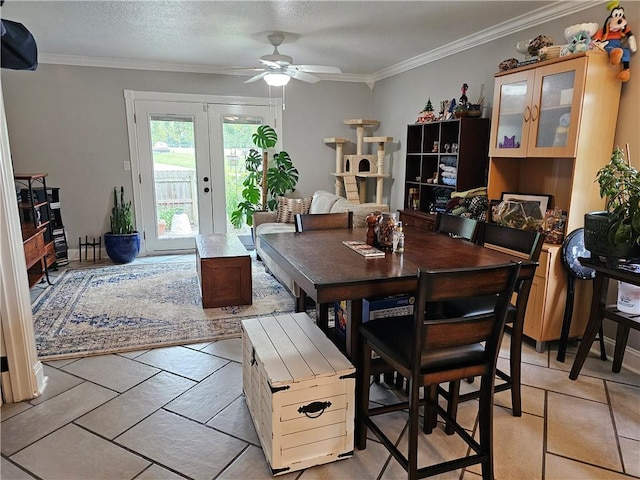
xmin=1 ymin=1 xmax=602 ymax=83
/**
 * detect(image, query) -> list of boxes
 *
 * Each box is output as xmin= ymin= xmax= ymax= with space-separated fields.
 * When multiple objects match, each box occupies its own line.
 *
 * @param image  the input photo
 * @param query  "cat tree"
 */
xmin=324 ymin=119 xmax=391 ymax=205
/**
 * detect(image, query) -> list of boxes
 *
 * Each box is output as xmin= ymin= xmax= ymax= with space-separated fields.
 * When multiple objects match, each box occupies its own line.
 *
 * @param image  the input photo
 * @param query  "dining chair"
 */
xmin=294 ymin=211 xmax=353 ymax=232
xmin=294 ymin=211 xmax=353 ymax=333
xmin=434 ymin=212 xmax=479 ymax=242
xmin=440 ymin=222 xmax=543 ymax=427
xmin=357 ymin=262 xmax=521 ymax=480
xmin=383 ymin=213 xmax=478 ymax=390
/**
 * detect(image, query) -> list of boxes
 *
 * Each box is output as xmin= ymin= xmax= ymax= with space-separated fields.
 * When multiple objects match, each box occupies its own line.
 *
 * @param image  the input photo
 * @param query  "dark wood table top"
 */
xmin=259 ymin=226 xmax=536 ymax=305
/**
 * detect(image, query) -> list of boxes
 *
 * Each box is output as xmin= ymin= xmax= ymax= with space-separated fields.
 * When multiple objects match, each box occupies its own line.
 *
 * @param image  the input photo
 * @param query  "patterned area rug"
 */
xmin=32 ymin=259 xmax=295 ymax=360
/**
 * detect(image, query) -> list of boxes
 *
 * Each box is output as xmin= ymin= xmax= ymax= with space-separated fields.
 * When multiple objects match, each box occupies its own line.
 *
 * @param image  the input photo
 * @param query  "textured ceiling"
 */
xmin=1 ymin=1 xmax=602 ymax=82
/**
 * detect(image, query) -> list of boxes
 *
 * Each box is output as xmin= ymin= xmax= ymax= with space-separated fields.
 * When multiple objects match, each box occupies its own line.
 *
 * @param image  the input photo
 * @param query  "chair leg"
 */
xmin=478 ymin=375 xmax=495 ymax=480
xmin=445 ymin=380 xmax=460 ymax=435
xmin=509 ymin=316 xmax=524 ymax=417
xmin=423 ymin=385 xmax=438 ymax=434
xmin=408 ymin=376 xmax=421 ymax=480
xmin=357 ymin=341 xmax=372 ymax=450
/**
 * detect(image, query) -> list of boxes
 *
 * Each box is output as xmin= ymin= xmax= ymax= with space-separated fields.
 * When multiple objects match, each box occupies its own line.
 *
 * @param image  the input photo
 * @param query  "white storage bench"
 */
xmin=241 ymin=312 xmax=355 ymax=475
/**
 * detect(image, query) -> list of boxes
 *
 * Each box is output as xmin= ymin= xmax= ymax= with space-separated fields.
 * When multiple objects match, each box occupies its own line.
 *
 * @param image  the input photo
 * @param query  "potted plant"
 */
xmin=230 ymin=125 xmax=299 ymax=228
xmin=585 ymin=146 xmax=640 ymax=260
xmin=104 ymin=186 xmax=140 ymax=263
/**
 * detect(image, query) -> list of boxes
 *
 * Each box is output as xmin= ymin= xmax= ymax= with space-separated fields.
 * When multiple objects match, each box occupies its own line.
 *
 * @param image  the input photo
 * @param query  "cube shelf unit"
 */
xmin=403 ymin=118 xmax=490 ymax=213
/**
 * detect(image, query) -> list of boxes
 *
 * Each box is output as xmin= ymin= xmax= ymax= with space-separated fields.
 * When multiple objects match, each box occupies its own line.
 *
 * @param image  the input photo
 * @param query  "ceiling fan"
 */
xmin=245 ymin=33 xmax=341 ymax=85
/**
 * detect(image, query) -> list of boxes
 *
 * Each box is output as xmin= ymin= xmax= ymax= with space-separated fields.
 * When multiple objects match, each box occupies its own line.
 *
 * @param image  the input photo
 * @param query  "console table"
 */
xmin=569 ymin=257 xmax=640 ymax=380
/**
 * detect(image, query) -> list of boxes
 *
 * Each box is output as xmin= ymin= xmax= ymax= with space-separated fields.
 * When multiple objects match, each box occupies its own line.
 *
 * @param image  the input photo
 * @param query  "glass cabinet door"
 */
xmin=527 ymin=58 xmax=586 ymax=158
xmin=489 ymin=70 xmax=535 ymax=157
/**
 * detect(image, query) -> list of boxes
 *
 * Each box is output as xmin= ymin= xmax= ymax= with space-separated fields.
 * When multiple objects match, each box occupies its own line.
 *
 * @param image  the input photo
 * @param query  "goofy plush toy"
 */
xmin=593 ymin=1 xmax=637 ymax=82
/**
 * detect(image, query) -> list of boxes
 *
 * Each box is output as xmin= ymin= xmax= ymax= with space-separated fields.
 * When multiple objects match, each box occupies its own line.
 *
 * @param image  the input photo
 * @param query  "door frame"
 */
xmin=123 ymin=91 xmax=282 ymax=255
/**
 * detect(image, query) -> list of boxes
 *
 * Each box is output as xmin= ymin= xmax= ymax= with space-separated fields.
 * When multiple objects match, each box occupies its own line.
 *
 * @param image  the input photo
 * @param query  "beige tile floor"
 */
xmin=2 ymin=258 xmax=639 ymax=479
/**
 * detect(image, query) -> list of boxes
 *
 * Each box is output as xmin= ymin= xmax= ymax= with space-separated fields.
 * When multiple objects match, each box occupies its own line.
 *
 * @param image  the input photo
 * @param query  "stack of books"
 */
xmin=342 ymin=240 xmax=386 ymax=258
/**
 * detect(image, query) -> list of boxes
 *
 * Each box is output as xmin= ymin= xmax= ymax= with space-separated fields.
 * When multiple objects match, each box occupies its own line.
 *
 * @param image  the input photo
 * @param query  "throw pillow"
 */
xmin=276 ymin=196 xmax=312 ymax=223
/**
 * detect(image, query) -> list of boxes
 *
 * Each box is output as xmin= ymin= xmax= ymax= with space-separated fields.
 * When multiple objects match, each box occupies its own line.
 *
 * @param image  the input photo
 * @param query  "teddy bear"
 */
xmin=561 ymin=23 xmax=599 ymax=56
xmin=592 ymin=1 xmax=637 ymax=82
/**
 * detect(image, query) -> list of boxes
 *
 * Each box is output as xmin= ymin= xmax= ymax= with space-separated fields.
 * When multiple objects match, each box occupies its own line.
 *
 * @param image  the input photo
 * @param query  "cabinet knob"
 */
xmin=531 ymin=105 xmax=539 ymax=122
xmin=524 ymin=106 xmax=531 ymax=123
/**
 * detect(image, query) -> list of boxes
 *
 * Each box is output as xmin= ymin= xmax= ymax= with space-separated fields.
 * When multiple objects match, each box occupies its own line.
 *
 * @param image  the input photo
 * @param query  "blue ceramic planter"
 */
xmin=104 ymin=232 xmax=140 ymax=264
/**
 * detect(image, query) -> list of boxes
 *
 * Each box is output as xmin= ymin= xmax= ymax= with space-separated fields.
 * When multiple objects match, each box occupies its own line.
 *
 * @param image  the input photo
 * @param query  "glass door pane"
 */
xmin=151 ymin=116 xmax=199 ymax=239
xmin=222 ymin=115 xmax=263 ymax=235
xmin=134 ymin=100 xmax=212 ymax=253
xmin=535 ymin=70 xmax=575 ymax=149
xmin=495 ymin=80 xmax=528 ymax=151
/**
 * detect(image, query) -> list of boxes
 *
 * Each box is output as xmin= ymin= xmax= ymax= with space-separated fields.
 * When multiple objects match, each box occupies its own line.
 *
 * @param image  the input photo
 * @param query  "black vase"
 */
xmin=584 ymin=212 xmax=640 ymax=261
xmin=104 ymin=232 xmax=140 ymax=264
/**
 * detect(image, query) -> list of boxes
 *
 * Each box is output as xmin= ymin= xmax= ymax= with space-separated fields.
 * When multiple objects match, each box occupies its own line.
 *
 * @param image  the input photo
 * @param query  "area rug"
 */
xmin=32 ymin=259 xmax=295 ymax=360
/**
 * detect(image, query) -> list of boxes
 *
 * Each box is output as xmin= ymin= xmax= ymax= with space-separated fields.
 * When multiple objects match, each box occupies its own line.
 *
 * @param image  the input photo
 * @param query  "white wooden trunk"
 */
xmin=242 ymin=312 xmax=355 ymax=475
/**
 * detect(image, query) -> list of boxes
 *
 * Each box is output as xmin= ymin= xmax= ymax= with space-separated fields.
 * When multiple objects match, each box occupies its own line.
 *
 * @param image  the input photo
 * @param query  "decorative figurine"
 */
xmin=459 ymin=83 xmax=469 ymax=105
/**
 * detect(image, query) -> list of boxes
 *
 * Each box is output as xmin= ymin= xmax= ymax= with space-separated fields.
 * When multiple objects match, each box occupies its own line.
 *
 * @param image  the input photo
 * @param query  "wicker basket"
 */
xmin=540 ymin=45 xmax=562 ymax=60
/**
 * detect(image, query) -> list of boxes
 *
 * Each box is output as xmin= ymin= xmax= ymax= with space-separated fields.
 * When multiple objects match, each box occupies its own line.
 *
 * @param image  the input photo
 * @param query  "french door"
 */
xmin=128 ymin=94 xmax=279 ymax=254
xmin=134 ymin=101 xmax=212 ymax=252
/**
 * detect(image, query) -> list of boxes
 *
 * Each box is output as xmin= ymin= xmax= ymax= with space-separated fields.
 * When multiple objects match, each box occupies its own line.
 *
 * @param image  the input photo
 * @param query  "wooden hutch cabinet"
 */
xmin=400 ymin=118 xmax=490 ymax=231
xmin=486 ymin=51 xmax=622 ymax=349
xmin=14 ymin=173 xmax=57 ymax=287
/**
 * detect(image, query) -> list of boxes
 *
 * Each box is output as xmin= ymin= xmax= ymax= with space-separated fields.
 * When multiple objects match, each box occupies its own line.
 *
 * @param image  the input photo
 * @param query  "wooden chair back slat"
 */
xmin=434 ymin=213 xmax=479 ymax=242
xmin=294 ymin=211 xmax=353 ymax=232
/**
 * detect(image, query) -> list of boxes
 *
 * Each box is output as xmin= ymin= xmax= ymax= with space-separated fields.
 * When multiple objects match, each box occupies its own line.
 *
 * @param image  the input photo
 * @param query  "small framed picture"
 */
xmin=500 ymin=192 xmax=552 ymax=220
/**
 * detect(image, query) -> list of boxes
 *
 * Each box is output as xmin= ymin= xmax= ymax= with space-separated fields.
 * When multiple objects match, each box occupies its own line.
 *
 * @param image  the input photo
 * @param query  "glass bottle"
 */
xmin=394 ymin=221 xmax=405 ymax=253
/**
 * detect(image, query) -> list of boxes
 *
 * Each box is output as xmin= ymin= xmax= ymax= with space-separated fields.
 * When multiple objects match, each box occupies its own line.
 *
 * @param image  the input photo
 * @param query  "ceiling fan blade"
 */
xmin=289 ymin=70 xmax=321 ymax=83
xmin=295 ymin=65 xmax=342 ymax=74
xmin=259 ymin=59 xmax=286 ymax=69
xmin=245 ymin=72 xmax=268 ymax=83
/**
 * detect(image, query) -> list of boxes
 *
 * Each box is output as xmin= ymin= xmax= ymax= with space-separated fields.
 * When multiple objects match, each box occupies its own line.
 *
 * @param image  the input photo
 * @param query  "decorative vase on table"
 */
xmin=376 ymin=212 xmax=397 ymax=250
xmin=104 ymin=186 xmax=140 ymax=264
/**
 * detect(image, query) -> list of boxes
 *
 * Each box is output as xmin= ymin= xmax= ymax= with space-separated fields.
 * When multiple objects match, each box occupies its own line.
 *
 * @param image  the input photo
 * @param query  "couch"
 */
xmin=253 ymin=190 xmax=389 ymax=295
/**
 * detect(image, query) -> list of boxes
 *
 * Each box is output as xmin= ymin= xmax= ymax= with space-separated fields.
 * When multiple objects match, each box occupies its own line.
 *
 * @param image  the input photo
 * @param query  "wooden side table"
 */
xmin=569 ymin=257 xmax=640 ymax=380
xmin=195 ymin=234 xmax=252 ymax=308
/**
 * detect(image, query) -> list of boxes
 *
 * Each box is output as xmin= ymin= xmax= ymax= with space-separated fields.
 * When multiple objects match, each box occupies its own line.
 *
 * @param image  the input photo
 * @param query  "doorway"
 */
xmin=125 ymin=92 xmax=280 ymax=255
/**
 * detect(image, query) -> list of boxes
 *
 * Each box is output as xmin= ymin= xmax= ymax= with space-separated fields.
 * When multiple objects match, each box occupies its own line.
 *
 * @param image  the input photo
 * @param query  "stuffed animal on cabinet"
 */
xmin=561 ymin=23 xmax=599 ymax=56
xmin=593 ymin=1 xmax=637 ymax=82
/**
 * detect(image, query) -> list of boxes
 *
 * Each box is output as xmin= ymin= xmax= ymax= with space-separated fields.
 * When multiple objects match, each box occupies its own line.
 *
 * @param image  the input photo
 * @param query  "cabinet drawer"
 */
xmin=399 ymin=210 xmax=435 ymax=232
xmin=23 ymin=230 xmax=46 ymax=268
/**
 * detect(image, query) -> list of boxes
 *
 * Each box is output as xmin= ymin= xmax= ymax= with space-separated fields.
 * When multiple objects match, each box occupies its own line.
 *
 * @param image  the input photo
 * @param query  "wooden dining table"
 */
xmin=259 ymin=225 xmax=537 ymax=365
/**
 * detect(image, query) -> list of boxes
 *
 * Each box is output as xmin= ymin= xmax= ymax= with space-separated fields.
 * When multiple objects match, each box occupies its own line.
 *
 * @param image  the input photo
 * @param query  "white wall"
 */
xmin=2 ymin=65 xmax=372 ymax=246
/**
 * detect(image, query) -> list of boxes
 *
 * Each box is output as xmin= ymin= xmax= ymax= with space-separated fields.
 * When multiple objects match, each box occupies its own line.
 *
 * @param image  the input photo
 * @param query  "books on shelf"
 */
xmin=342 ymin=240 xmax=386 ymax=258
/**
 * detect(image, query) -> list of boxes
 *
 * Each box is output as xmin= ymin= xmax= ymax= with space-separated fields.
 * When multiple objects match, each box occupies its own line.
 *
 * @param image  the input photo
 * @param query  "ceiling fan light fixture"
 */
xmin=264 ymin=72 xmax=290 ymax=87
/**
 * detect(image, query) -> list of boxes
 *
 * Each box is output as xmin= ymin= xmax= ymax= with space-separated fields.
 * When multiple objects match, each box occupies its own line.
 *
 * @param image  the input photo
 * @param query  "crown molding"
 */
xmin=37 ymin=1 xmax=603 ymax=85
xmin=371 ymin=0 xmax=604 ymax=83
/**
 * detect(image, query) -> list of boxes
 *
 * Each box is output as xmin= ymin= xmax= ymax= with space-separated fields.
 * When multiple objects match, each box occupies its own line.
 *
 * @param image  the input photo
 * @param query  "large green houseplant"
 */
xmin=104 ymin=186 xmax=140 ymax=263
xmin=230 ymin=125 xmax=299 ymax=228
xmin=585 ymin=146 xmax=640 ymax=259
